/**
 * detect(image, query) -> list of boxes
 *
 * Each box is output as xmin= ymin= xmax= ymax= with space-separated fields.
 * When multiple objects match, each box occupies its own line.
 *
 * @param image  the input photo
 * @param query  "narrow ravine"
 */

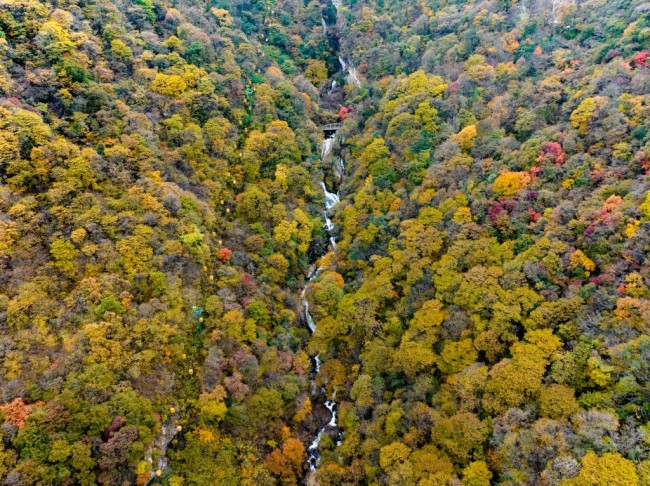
xmin=144 ymin=415 xmax=179 ymax=484
xmin=303 ymin=130 xmax=342 ymax=475
xmin=301 ymin=1 xmax=364 ymax=481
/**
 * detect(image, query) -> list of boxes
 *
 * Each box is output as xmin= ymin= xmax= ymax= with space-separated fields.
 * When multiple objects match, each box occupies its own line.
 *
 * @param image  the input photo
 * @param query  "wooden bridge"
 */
xmin=321 ymin=123 xmax=343 ymax=131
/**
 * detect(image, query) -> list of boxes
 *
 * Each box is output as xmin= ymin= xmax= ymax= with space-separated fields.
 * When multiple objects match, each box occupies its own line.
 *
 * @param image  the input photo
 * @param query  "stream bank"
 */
xmin=300 ymin=1 xmax=363 ymax=482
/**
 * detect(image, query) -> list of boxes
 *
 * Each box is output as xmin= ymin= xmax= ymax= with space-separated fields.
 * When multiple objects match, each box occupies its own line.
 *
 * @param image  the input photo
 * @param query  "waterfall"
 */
xmin=303 ymin=129 xmax=344 ymax=475
xmin=324 ymin=400 xmax=337 ymax=427
xmin=321 ymin=16 xmax=327 ymax=36
xmin=324 ymin=215 xmax=334 ymax=232
xmin=321 ymin=134 xmax=335 ymax=161
xmin=303 ymin=2 xmax=350 ymax=479
xmin=331 ymin=155 xmax=345 ymax=179
xmin=328 ymin=79 xmax=337 ymax=95
xmin=338 ymin=55 xmax=347 ymax=72
xmin=333 ymin=162 xmax=343 ymax=179
xmin=319 ymin=136 xmax=340 ymax=210
xmin=301 ymin=289 xmax=317 ymax=333
xmin=307 ymin=430 xmax=325 ymax=470
xmin=320 ymin=181 xmax=340 ymax=210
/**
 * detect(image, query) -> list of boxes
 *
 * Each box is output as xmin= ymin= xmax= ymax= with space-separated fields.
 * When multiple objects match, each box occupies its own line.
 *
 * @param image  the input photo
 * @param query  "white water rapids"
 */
xmin=320 ymin=181 xmax=340 ymax=209
xmin=321 ymin=136 xmax=334 ymax=161
xmin=303 ymin=0 xmax=364 ymax=477
xmin=304 ymin=131 xmax=342 ymax=473
xmin=333 ymin=157 xmax=345 ymax=178
xmin=324 ymin=214 xmax=334 ymax=232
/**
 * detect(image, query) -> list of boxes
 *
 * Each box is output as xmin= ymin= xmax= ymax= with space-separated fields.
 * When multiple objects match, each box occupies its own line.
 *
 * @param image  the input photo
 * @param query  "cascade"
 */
xmin=304 ymin=134 xmax=342 ymax=473
xmin=321 ymin=134 xmax=334 ymax=161
xmin=301 ymin=287 xmax=317 ymax=334
xmin=320 ymin=180 xmax=340 ymax=210
xmin=303 ymin=0 xmax=365 ymax=478
xmin=324 ymin=215 xmax=334 ymax=232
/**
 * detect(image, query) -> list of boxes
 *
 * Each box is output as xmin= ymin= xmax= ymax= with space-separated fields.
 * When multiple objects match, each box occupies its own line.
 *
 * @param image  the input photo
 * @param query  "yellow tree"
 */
xmin=304 ymin=60 xmax=328 ymax=88
xmin=570 ymin=96 xmax=606 ymax=134
xmin=483 ymin=329 xmax=561 ymax=414
xmin=560 ymin=452 xmax=638 ymax=486
xmin=462 ymin=461 xmax=493 ymax=486
xmin=452 ymin=125 xmax=477 ymax=151
xmin=430 ymin=411 xmax=488 ymax=464
xmin=151 ymin=73 xmax=187 ymax=97
xmin=492 ymin=171 xmax=531 ymax=197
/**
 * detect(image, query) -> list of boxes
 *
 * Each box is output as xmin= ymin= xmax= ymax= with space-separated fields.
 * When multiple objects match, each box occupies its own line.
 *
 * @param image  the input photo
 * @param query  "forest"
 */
xmin=0 ymin=0 xmax=649 ymax=484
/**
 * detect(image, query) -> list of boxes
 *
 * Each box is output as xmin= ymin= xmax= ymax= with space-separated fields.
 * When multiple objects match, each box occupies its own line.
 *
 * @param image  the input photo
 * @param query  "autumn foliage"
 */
xmin=0 ymin=398 xmax=35 ymax=429
xmin=0 ymin=0 xmax=648 ymax=484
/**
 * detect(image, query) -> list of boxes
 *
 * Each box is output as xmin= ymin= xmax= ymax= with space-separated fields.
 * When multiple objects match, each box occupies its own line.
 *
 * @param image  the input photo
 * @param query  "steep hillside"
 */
xmin=0 ymin=0 xmax=337 ymax=484
xmin=0 ymin=0 xmax=649 ymax=485
xmin=306 ymin=0 xmax=650 ymax=485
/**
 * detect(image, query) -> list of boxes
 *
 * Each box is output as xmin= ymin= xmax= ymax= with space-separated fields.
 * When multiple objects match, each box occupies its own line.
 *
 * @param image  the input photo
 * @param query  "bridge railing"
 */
xmin=321 ymin=123 xmax=343 ymax=131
